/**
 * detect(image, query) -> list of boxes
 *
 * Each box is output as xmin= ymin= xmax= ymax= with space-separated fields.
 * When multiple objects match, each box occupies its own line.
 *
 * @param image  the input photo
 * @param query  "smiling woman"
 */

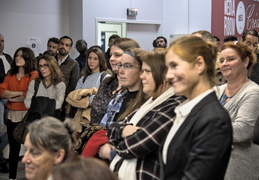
xmin=161 ymin=36 xmax=232 ymax=180
xmin=22 ymin=116 xmax=76 ymax=180
xmin=216 ymin=41 xmax=259 ymax=180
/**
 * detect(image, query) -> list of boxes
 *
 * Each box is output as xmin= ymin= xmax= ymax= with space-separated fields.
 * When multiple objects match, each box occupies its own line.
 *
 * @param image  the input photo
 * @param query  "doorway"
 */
xmin=97 ymin=22 xmax=127 ymax=52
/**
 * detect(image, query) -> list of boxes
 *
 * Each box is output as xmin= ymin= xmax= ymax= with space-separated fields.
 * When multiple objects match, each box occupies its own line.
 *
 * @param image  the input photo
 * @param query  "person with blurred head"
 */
xmin=0 ymin=47 xmax=38 ymax=180
xmin=22 ymin=116 xmax=76 ymax=180
xmin=90 ymin=38 xmax=140 ymax=125
xmin=108 ymin=49 xmax=184 ymax=179
xmin=161 ymin=36 xmax=232 ymax=180
xmin=217 ymin=41 xmax=259 ymax=180
xmin=52 ymin=156 xmax=118 ymax=180
xmin=24 ymin=55 xmax=66 ymax=120
xmin=242 ymin=29 xmax=259 ymax=85
xmin=155 ymin=36 xmax=167 ymax=48
xmin=0 ymin=33 xmax=12 ymax=173
xmin=192 ymin=30 xmax=214 ymax=42
xmin=75 ymin=39 xmax=88 ymax=72
xmin=42 ymin=37 xmax=59 ymax=57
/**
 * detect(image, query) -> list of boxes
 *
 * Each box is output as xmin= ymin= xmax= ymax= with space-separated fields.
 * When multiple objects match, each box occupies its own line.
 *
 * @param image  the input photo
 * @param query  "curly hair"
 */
xmin=9 ymin=47 xmax=36 ymax=76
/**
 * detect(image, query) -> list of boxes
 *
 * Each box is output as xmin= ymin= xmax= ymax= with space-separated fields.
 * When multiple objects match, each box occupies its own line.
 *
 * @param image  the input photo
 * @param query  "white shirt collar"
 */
xmin=176 ymin=89 xmax=214 ymax=117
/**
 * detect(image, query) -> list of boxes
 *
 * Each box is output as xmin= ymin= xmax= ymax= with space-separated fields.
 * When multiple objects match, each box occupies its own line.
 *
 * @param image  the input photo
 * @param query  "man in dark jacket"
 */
xmin=55 ymin=36 xmax=79 ymax=120
xmin=0 ymin=33 xmax=12 ymax=173
xmin=75 ymin=39 xmax=88 ymax=72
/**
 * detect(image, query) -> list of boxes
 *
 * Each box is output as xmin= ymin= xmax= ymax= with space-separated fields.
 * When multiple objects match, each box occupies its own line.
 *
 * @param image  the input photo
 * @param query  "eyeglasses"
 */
xmin=38 ymin=64 xmax=49 ymax=69
xmin=116 ymin=63 xmax=140 ymax=70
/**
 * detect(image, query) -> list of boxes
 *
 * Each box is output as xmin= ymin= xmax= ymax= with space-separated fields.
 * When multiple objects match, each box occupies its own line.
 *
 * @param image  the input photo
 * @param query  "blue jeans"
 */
xmin=0 ymin=132 xmax=8 ymax=163
xmin=0 ymin=99 xmax=7 ymax=134
xmin=0 ymin=99 xmax=8 ymax=164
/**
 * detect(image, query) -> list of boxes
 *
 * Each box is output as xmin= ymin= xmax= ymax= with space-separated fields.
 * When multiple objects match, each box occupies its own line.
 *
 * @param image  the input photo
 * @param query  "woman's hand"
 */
xmin=122 ymin=125 xmax=141 ymax=138
xmin=98 ymin=143 xmax=113 ymax=160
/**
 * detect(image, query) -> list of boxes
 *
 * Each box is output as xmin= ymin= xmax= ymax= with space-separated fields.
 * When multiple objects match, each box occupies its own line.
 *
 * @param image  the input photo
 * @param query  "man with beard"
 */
xmin=155 ymin=36 xmax=168 ymax=48
xmin=75 ymin=39 xmax=88 ymax=72
xmin=56 ymin=36 xmax=80 ymax=120
xmin=0 ymin=34 xmax=12 ymax=173
xmin=41 ymin=37 xmax=59 ymax=56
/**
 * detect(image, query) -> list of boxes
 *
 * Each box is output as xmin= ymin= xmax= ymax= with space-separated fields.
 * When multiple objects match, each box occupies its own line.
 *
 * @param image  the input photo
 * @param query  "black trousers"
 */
xmin=7 ymin=120 xmax=21 ymax=179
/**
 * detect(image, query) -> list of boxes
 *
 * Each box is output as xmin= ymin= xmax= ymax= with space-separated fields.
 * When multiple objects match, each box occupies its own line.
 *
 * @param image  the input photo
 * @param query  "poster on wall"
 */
xmin=211 ymin=0 xmax=259 ymax=42
xmin=26 ymin=37 xmax=41 ymax=54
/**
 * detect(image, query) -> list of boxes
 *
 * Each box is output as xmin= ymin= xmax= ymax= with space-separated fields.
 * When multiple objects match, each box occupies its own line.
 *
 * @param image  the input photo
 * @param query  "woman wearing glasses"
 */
xmin=0 ymin=47 xmax=38 ymax=180
xmin=90 ymin=38 xmax=140 ymax=124
xmin=24 ymin=55 xmax=66 ymax=119
xmin=108 ymin=49 xmax=184 ymax=179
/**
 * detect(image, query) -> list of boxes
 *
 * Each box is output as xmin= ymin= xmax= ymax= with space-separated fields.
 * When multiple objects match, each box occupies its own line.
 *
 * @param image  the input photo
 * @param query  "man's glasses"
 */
xmin=38 ymin=64 xmax=49 ymax=69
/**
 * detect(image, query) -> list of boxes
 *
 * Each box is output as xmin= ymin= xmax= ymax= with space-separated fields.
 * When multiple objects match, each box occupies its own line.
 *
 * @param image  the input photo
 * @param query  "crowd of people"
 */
xmin=0 ymin=28 xmax=258 ymax=180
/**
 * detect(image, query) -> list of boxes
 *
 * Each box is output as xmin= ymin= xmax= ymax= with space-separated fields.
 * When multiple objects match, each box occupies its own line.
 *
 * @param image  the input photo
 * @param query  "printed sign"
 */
xmin=212 ymin=0 xmax=259 ymax=41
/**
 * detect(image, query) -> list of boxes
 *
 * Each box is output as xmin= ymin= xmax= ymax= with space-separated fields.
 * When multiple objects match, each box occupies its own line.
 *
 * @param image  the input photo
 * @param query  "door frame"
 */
xmin=95 ymin=17 xmax=162 ymax=45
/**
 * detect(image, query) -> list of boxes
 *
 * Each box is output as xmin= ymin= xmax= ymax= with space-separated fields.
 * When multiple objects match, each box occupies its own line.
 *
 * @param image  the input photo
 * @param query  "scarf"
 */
xmin=110 ymin=88 xmax=175 ymax=180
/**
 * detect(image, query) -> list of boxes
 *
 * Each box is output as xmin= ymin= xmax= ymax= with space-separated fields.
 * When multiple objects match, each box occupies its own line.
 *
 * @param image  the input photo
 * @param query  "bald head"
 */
xmin=192 ymin=30 xmax=213 ymax=42
xmin=0 ymin=34 xmax=5 ymax=55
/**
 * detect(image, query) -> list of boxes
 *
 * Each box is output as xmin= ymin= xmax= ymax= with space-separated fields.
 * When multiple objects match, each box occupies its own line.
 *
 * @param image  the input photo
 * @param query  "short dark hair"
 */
xmin=47 ymin=37 xmax=59 ymax=45
xmin=156 ymin=36 xmax=167 ymax=44
xmin=224 ymin=36 xmax=238 ymax=42
xmin=109 ymin=34 xmax=120 ymax=42
xmin=242 ymin=29 xmax=259 ymax=41
xmin=152 ymin=39 xmax=157 ymax=48
xmin=60 ymin=36 xmax=73 ymax=47
xmin=213 ymin=35 xmax=220 ymax=42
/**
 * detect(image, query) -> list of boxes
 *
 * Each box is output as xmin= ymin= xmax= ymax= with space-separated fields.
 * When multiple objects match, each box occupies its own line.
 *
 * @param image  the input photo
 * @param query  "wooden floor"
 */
xmin=0 ymin=161 xmax=26 ymax=180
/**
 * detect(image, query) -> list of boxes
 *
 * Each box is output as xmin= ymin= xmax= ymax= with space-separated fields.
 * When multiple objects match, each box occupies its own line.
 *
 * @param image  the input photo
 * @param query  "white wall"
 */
xmin=0 ymin=0 xmax=212 ymax=56
xmin=0 ymin=0 xmax=70 ymax=57
xmin=82 ymin=0 xmax=163 ymax=50
xmin=163 ymin=0 xmax=212 ymax=44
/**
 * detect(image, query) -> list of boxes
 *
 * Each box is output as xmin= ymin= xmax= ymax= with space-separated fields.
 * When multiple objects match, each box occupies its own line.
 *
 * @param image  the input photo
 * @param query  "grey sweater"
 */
xmin=215 ymin=80 xmax=259 ymax=180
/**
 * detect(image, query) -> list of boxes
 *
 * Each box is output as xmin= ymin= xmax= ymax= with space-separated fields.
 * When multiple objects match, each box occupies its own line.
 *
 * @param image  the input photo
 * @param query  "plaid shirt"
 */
xmin=108 ymin=95 xmax=185 ymax=180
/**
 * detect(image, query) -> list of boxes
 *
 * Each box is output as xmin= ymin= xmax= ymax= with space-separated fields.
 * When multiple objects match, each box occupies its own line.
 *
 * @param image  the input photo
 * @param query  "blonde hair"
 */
xmin=167 ymin=35 xmax=218 ymax=86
